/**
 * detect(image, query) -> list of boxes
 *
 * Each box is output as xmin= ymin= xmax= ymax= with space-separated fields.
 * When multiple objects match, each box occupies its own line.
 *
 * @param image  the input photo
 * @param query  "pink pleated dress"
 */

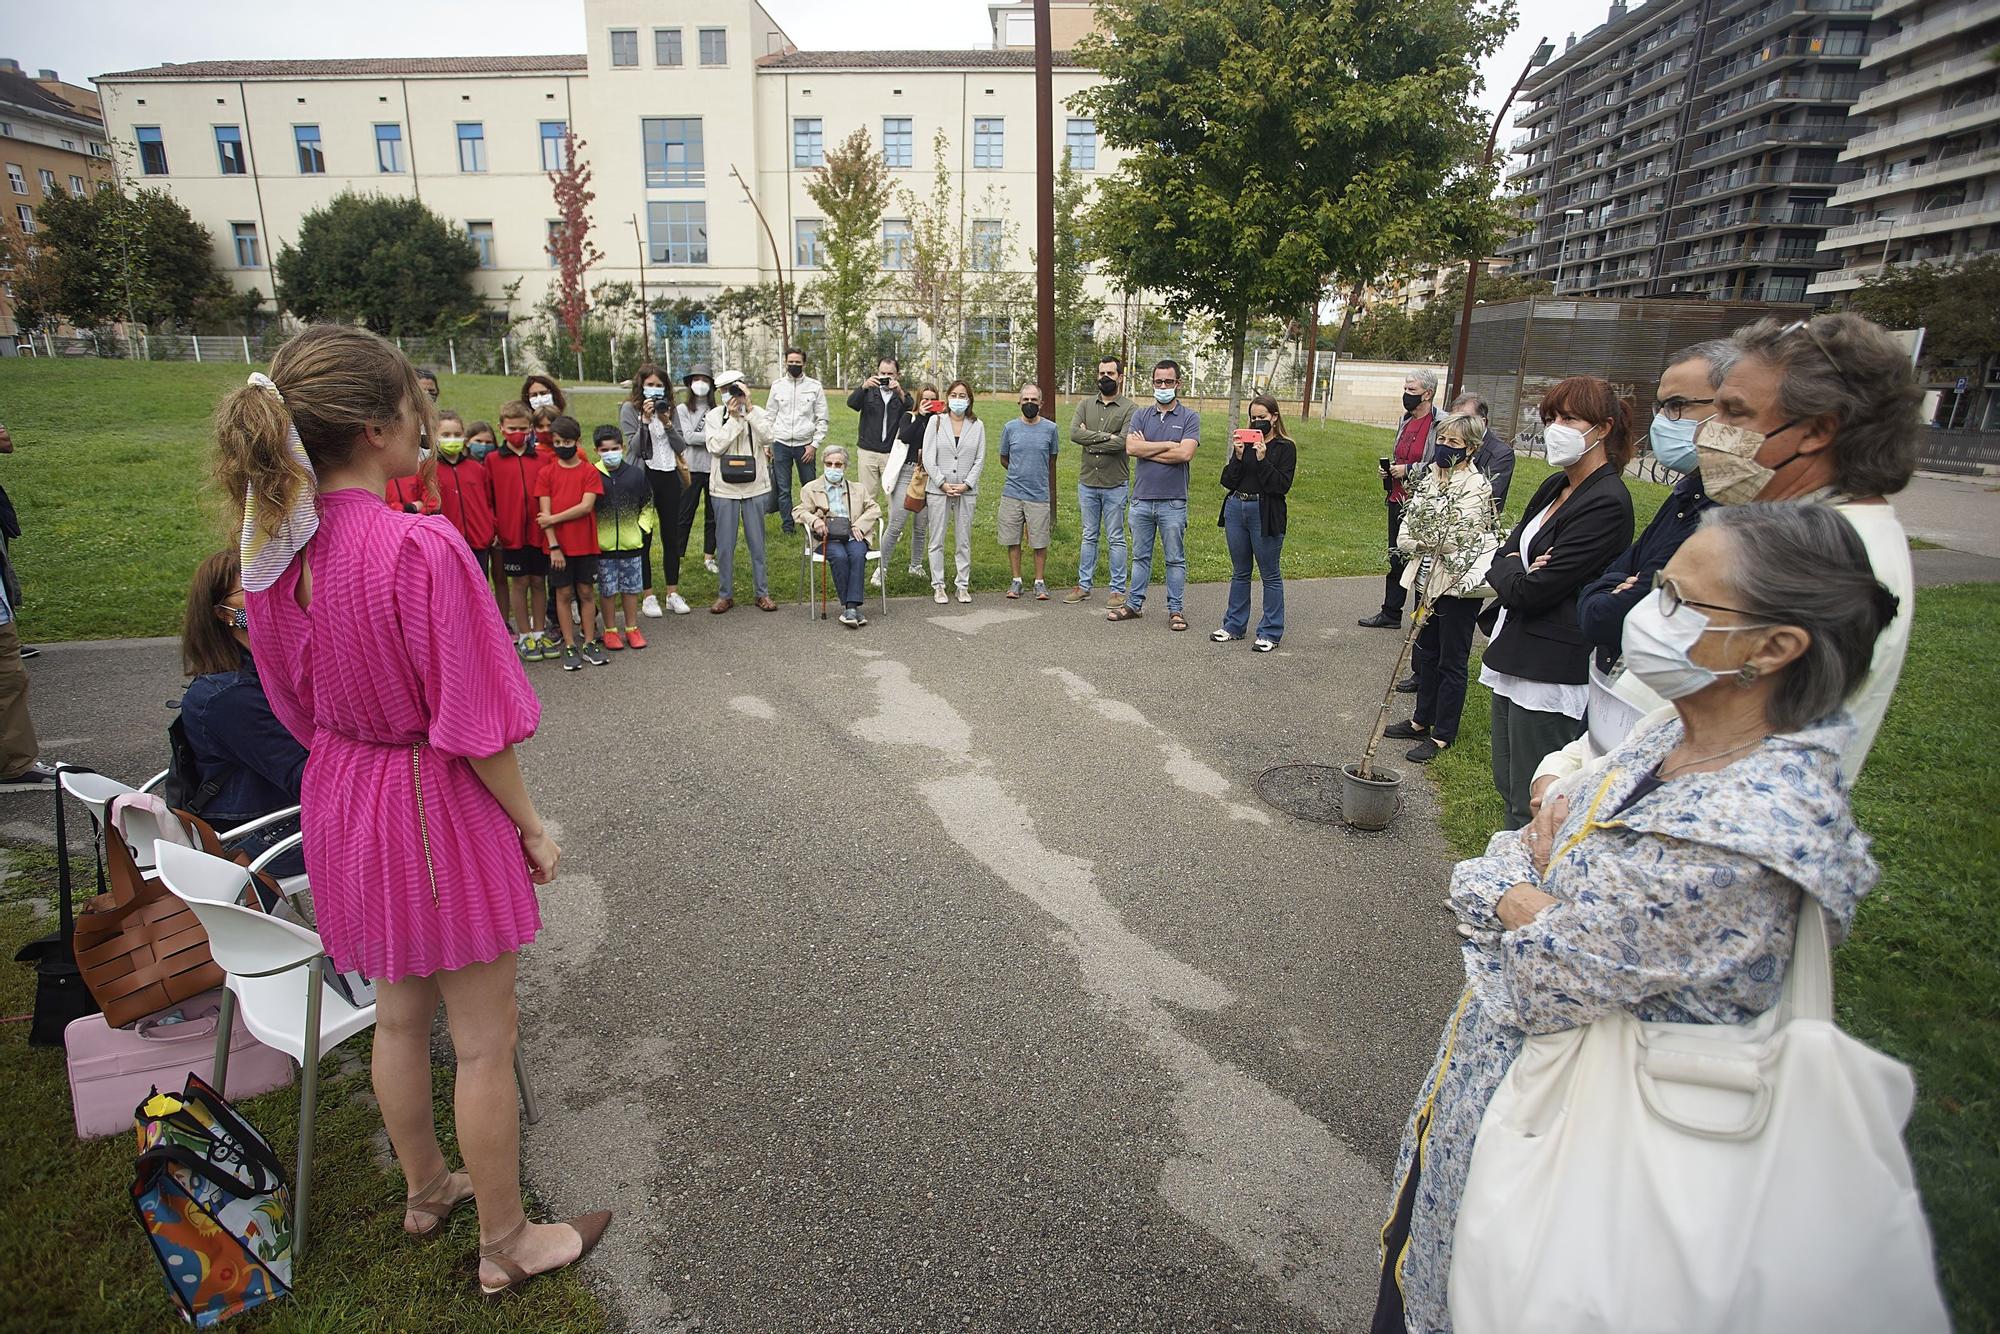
xmin=247 ymin=488 xmax=543 ymax=982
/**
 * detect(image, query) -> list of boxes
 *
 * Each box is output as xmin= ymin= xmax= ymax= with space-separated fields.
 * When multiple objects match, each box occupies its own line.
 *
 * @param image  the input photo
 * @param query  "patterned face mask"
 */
xmin=1694 ymin=419 xmax=1785 ymax=505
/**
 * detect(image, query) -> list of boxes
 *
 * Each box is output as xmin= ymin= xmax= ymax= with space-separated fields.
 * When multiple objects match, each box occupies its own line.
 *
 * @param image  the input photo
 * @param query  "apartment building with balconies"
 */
xmin=1501 ymin=0 xmax=1879 ymax=305
xmin=1808 ymin=0 xmax=2000 ymax=294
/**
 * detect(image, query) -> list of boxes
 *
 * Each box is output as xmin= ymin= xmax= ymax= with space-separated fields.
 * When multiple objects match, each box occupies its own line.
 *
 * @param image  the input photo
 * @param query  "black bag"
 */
xmin=822 ymin=515 xmax=852 ymax=541
xmin=162 ymin=713 xmax=231 ymax=816
xmin=14 ymin=764 xmax=104 ymax=1046
xmin=718 ymin=453 xmax=757 ymax=484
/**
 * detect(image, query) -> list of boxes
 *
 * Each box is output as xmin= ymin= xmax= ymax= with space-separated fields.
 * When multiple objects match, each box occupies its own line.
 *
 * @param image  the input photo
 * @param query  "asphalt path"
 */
xmin=19 ymin=575 xmax=1480 ymax=1331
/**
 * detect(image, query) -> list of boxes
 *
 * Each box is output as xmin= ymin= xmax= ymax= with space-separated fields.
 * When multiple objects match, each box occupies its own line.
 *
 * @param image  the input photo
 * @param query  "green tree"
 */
xmin=1347 ymin=268 xmax=1552 ymax=362
xmin=15 ymin=184 xmax=224 ymax=332
xmin=803 ymin=127 xmax=892 ymax=387
xmin=1033 ymin=149 xmax=1106 ymax=394
xmin=1075 ymin=0 xmax=1512 ymax=428
xmin=1845 ymin=255 xmax=2000 ymax=376
xmin=274 ymin=192 xmax=481 ymax=334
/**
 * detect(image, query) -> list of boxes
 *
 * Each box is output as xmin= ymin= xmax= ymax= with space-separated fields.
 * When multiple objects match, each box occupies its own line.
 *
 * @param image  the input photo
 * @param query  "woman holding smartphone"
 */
xmin=880 ymin=382 xmax=940 ymax=583
xmin=1212 ymin=393 xmax=1297 ymax=651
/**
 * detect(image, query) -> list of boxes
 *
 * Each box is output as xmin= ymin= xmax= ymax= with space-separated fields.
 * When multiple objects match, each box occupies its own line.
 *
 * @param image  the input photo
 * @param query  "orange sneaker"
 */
xmin=602 ymin=628 xmax=626 ymax=651
xmin=624 ymin=627 xmax=648 ymax=650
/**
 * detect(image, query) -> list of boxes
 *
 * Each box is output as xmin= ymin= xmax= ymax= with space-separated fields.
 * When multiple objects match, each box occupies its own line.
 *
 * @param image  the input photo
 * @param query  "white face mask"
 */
xmin=948 ymin=397 xmax=969 ymax=417
xmin=689 ymin=380 xmax=711 ymax=397
xmin=1620 ymin=589 xmax=1764 ymax=700
xmin=529 ymin=392 xmax=555 ymax=411
xmin=1543 ymin=421 xmax=1598 ymax=468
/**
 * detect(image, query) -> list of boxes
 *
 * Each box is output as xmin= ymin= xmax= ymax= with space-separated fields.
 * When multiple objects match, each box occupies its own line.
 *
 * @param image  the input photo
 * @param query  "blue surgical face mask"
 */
xmin=468 ymin=439 xmax=495 ymax=460
xmin=948 ymin=397 xmax=970 ymax=416
xmin=642 ymin=384 xmax=666 ymax=401
xmin=600 ymin=448 xmax=624 ymax=468
xmin=1154 ymin=386 xmax=1177 ymax=405
xmin=823 ymin=466 xmax=845 ymax=484
xmin=1649 ymin=412 xmax=1701 ymax=474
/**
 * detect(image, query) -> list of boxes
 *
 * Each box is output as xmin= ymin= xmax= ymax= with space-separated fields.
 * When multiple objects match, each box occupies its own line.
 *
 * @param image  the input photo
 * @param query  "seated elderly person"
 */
xmin=180 ymin=548 xmax=307 ymax=875
xmin=1371 ymin=502 xmax=1899 ymax=1334
xmin=1532 ymin=312 xmax=1919 ymax=810
xmin=792 ymin=445 xmax=883 ymax=628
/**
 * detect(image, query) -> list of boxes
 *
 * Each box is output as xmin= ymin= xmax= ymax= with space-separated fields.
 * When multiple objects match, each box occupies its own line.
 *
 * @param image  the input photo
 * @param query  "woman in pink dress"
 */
xmin=215 ymin=326 xmax=608 ymax=1294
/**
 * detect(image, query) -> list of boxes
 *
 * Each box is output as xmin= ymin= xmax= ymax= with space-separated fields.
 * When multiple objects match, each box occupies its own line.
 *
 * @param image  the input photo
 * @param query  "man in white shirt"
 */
xmin=765 ymin=347 xmax=830 ymax=536
xmin=1528 ymin=312 xmax=1921 ymax=829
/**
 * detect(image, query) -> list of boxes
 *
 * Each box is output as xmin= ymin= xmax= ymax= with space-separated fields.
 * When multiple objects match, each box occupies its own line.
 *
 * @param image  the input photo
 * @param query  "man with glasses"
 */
xmin=1109 ymin=360 xmax=1199 ymax=629
xmin=1528 ymin=313 xmax=1920 ymax=829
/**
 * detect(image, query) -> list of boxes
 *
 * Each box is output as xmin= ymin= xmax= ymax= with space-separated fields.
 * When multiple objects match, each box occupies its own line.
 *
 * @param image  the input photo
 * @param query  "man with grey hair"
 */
xmin=1527 ymin=313 xmax=1919 ymax=823
xmin=1359 ymin=366 xmax=1440 ymax=628
xmin=1444 ymin=391 xmax=1515 ymax=511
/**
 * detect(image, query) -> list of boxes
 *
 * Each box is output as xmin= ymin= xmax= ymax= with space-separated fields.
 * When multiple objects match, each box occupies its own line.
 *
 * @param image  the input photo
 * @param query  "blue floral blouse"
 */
xmin=1381 ymin=712 xmax=1879 ymax=1334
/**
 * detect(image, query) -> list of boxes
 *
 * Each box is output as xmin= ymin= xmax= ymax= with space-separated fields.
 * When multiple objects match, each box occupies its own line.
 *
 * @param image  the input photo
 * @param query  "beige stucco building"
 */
xmin=0 ymin=59 xmax=114 ymax=345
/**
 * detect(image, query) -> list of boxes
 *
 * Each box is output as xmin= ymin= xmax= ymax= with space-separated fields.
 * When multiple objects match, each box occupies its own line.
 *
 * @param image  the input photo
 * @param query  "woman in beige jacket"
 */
xmin=704 ymin=370 xmax=776 ymax=613
xmin=1384 ymin=412 xmax=1500 ymax=763
xmin=792 ymin=446 xmax=883 ymax=627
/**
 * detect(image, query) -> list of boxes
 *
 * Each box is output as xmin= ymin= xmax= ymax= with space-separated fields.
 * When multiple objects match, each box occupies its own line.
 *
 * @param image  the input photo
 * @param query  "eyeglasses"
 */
xmin=1781 ymin=317 xmax=1847 ymax=378
xmin=1652 ymin=571 xmax=1768 ymax=622
xmin=1656 ymin=396 xmax=1715 ymax=421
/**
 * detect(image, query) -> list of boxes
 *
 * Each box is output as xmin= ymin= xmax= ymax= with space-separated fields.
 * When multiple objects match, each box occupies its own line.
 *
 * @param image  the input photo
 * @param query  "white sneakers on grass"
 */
xmin=641 ymin=594 xmax=664 ymax=618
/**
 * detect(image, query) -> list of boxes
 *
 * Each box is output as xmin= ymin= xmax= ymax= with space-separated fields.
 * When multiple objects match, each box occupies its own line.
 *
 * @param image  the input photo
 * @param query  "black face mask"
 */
xmin=1021 ymin=402 xmax=1040 ymax=419
xmin=1435 ymin=445 xmax=1467 ymax=468
xmin=1402 ymin=391 xmax=1425 ymax=413
xmin=553 ymin=444 xmax=579 ymax=460
xmin=786 ymin=364 xmax=805 ymax=378
xmin=1098 ymin=376 xmax=1119 ymax=396
xmin=1251 ymin=418 xmax=1274 ymax=436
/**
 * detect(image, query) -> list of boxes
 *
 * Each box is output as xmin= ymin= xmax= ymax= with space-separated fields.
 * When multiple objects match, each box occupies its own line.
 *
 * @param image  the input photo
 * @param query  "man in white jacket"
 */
xmin=1525 ymin=313 xmax=1921 ymax=841
xmin=765 ymin=347 xmax=829 ymax=537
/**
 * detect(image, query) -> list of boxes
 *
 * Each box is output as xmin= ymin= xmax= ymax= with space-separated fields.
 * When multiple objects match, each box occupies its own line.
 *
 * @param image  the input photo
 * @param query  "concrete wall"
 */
xmin=1326 ymin=360 xmax=1442 ymax=429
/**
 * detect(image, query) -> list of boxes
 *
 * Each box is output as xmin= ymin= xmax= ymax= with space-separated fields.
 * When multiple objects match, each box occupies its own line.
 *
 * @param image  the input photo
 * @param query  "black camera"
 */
xmin=727 ymin=381 xmax=749 ymax=399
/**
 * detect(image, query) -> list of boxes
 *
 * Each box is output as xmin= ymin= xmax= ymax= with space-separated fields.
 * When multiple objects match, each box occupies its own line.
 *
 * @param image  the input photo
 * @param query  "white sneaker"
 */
xmin=640 ymin=594 xmax=664 ymax=618
xmin=956 ymin=588 xmax=972 ymax=604
xmin=933 ymin=586 xmax=949 ymax=604
xmin=907 ymin=563 xmax=925 ymax=578
xmin=704 ymin=554 xmax=719 ymax=575
xmin=665 ymin=592 xmax=692 ymax=615
xmin=869 ymin=567 xmax=884 ymax=589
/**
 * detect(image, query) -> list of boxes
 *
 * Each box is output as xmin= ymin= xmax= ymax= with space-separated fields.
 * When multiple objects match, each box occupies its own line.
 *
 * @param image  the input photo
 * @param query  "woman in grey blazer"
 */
xmin=921 ymin=380 xmax=985 ymax=604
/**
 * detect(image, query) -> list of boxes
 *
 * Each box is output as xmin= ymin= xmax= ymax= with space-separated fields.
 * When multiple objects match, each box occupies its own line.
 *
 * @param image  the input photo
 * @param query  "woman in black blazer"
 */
xmin=1478 ymin=377 xmax=1636 ymax=828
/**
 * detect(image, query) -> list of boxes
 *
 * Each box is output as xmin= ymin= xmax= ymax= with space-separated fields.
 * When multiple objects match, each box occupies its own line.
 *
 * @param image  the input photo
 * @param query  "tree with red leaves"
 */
xmin=545 ymin=128 xmax=605 ymax=374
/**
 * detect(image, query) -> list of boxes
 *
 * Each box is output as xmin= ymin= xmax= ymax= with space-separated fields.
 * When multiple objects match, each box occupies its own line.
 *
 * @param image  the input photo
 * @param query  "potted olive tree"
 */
xmin=1344 ymin=449 xmax=1502 ymax=830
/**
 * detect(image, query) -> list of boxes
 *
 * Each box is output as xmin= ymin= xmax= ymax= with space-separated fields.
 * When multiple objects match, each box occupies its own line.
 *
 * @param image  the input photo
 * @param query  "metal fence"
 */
xmin=12 ymin=328 xmax=529 ymax=375
xmin=1915 ymin=428 xmax=2000 ymax=476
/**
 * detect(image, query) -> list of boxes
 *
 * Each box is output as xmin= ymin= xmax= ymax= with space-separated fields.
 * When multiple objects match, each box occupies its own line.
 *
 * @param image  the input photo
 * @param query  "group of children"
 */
xmin=389 ymin=373 xmax=656 ymax=673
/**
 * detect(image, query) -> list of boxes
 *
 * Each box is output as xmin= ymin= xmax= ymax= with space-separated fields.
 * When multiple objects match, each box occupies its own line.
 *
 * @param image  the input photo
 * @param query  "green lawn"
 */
xmin=1430 ymin=584 xmax=2000 ymax=1333
xmin=0 ymin=358 xmax=1659 ymax=641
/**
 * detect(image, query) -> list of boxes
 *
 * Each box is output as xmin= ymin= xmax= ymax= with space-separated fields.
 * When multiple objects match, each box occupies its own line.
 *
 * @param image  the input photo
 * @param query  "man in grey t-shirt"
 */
xmin=998 ymin=381 xmax=1059 ymax=599
xmin=1110 ymin=359 xmax=1200 ymax=628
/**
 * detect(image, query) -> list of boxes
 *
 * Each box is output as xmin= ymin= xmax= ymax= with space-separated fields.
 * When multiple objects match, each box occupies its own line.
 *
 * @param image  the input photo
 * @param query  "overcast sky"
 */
xmin=12 ymin=0 xmax=1603 ymax=132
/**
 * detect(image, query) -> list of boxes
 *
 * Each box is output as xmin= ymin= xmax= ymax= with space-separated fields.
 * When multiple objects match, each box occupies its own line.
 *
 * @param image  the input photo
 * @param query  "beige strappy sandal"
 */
xmin=402 ymin=1166 xmax=475 ymax=1239
xmin=478 ymin=1211 xmax=614 ymax=1298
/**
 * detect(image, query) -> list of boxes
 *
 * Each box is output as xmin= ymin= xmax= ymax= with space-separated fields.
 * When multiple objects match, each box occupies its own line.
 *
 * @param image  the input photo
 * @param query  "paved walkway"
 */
xmin=11 ymin=574 xmax=1466 ymax=1332
xmin=1900 ymin=472 xmax=2000 ymax=559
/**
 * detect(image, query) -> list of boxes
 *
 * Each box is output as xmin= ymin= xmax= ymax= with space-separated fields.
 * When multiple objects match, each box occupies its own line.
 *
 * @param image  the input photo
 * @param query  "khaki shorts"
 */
xmin=997 ymin=495 xmax=1051 ymax=549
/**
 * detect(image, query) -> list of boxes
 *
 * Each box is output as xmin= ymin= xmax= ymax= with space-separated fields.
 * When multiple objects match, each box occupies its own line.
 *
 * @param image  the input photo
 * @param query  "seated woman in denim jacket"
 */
xmin=179 ymin=549 xmax=307 ymax=876
xmin=1371 ymin=502 xmax=1900 ymax=1334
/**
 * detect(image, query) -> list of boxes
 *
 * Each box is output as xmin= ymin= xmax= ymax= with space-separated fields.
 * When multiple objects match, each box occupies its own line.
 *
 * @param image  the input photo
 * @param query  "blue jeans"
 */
xmin=1076 ymin=482 xmax=1129 ymax=593
xmin=822 ymin=536 xmax=869 ymax=607
xmin=771 ymin=442 xmax=815 ymax=529
xmin=1221 ymin=494 xmax=1285 ymax=642
xmin=1127 ymin=498 xmax=1187 ymax=613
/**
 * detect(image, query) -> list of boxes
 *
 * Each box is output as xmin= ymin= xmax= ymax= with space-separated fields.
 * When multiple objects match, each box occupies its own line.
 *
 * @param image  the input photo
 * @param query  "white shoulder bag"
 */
xmin=1449 ymin=903 xmax=1949 ymax=1334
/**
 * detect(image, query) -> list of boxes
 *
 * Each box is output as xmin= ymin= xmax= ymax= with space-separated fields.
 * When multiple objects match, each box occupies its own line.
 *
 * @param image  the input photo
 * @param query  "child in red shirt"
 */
xmin=486 ymin=401 xmax=551 ymax=661
xmin=534 ymin=415 xmax=607 ymax=670
xmin=429 ymin=410 xmax=498 ymax=566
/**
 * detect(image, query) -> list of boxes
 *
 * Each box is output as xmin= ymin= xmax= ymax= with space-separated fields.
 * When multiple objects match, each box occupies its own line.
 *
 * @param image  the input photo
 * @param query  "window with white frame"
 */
xmin=540 ymin=121 xmax=568 ymax=171
xmin=374 ymin=123 xmax=405 ymax=173
xmin=699 ymin=28 xmax=727 ymax=65
xmin=232 ymin=222 xmax=260 ymax=267
xmin=883 ymin=118 xmax=913 ymax=169
xmin=1065 ymin=118 xmax=1096 ymax=170
xmin=456 ymin=122 xmax=486 ymax=173
xmin=16 ymin=204 xmax=35 ymax=234
xmin=794 ymin=217 xmax=822 ymax=268
xmin=971 ymin=218 xmax=1005 ymax=271
xmin=467 ymin=221 xmax=495 ymax=268
xmin=38 ymin=168 xmax=56 ymax=194
xmin=137 ymin=126 xmax=168 ymax=174
xmin=4 ymin=164 xmax=22 ymax=194
xmin=215 ymin=125 xmax=246 ymax=175
xmin=295 ymin=124 xmax=324 ymax=174
xmin=642 ymin=118 xmax=704 ymax=186
xmin=610 ymin=29 xmax=639 ymax=66
xmin=546 ymin=219 xmax=563 ymax=267
xmin=655 ymin=28 xmax=683 ymax=65
xmin=973 ymin=118 xmax=1003 ymax=169
xmin=882 ymin=218 xmax=913 ymax=270
xmin=794 ymin=118 xmax=824 ymax=168
xmin=67 ymin=174 xmax=84 ymax=195
xmin=647 ymin=201 xmax=708 ymax=264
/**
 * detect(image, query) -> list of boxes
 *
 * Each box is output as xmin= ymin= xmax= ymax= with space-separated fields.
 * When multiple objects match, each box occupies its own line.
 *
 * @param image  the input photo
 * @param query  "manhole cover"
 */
xmin=1255 ymin=763 xmax=1346 ymax=825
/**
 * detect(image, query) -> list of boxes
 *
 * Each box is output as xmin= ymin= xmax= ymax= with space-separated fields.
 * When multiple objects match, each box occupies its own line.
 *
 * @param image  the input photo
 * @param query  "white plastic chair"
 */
xmin=154 ymin=842 xmax=543 ymax=1264
xmin=59 ymin=768 xmax=168 ymax=867
xmin=797 ymin=519 xmax=887 ymax=620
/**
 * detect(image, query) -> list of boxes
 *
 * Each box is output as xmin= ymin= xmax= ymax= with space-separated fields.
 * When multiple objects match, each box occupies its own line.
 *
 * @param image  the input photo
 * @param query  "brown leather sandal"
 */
xmin=478 ymin=1211 xmax=614 ymax=1298
xmin=402 ymin=1166 xmax=474 ymax=1240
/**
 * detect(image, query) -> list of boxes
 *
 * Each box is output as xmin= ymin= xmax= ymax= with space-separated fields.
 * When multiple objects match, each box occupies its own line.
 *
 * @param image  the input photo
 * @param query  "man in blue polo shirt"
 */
xmin=1109 ymin=359 xmax=1199 ymax=629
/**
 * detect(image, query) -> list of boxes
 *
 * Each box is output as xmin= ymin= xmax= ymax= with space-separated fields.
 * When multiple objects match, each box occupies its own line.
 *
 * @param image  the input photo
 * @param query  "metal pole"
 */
xmin=449 ymin=339 xmax=458 ymax=375
xmin=242 ymin=335 xmax=251 ymax=363
xmin=1034 ymin=0 xmax=1057 ymax=518
xmin=192 ymin=335 xmax=202 ymax=363
xmin=730 ymin=163 xmax=789 ymax=349
xmin=501 ymin=334 xmax=511 ymax=377
xmin=631 ymin=214 xmax=650 ymax=362
xmin=1448 ymin=37 xmax=1550 ymax=402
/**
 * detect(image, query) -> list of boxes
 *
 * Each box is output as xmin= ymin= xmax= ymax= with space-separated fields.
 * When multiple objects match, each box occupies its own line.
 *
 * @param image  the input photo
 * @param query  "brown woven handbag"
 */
xmin=903 ymin=464 xmax=929 ymax=513
xmin=73 ymin=809 xmax=226 ymax=1029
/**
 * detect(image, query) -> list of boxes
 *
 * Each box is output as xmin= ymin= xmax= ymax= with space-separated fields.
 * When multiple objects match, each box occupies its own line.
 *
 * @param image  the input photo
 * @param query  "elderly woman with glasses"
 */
xmin=1372 ymin=502 xmax=1901 ymax=1334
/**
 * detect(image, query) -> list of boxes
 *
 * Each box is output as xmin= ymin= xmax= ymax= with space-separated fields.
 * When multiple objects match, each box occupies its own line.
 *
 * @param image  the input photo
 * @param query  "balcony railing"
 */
xmin=1713 ymin=0 xmax=1877 ymax=53
xmin=1689 ymin=120 xmax=1862 ymax=165
xmin=1838 ymin=146 xmax=2000 ymax=199
xmin=1866 ymin=6 xmax=1997 ymax=64
xmin=1820 ymin=197 xmax=2000 ymax=243
xmin=1598 ymin=227 xmax=1665 ymax=257
xmin=1705 ymin=34 xmax=1871 ymax=88
xmin=1667 ymin=242 xmax=1843 ymax=272
xmin=1670 ymin=205 xmax=1856 ymax=238
xmin=1694 ymin=76 xmax=1873 ymax=131
xmin=1693 ymin=161 xmax=1867 ymax=194
xmin=1840 ymin=94 xmax=2000 ymax=157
